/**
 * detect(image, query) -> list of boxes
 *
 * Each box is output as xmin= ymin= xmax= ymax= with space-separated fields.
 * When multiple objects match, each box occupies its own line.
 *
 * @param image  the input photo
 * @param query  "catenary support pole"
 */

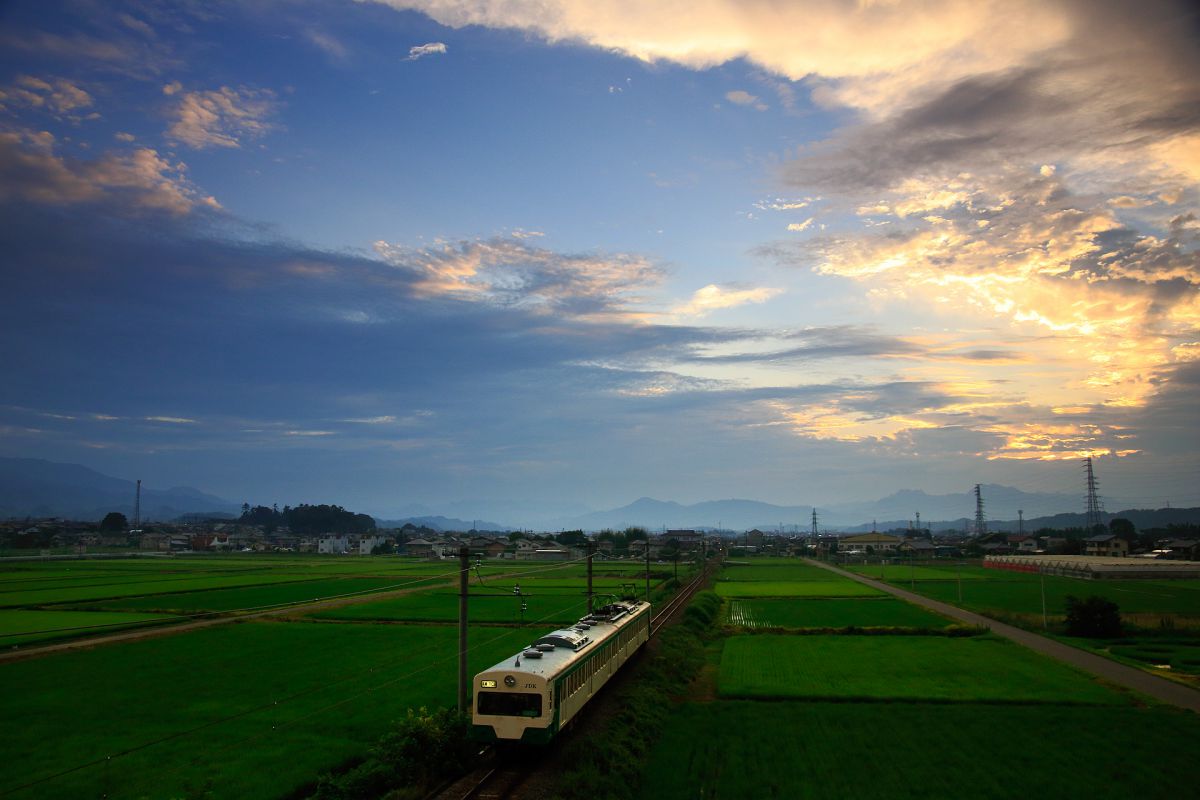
xmin=645 ymin=537 xmax=651 ymax=603
xmin=587 ymin=541 xmax=595 ymax=613
xmin=458 ymin=546 xmax=469 ymax=713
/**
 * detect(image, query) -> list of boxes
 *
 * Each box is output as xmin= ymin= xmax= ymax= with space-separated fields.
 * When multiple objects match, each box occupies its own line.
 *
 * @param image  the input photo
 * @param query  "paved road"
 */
xmin=807 ymin=558 xmax=1200 ymax=713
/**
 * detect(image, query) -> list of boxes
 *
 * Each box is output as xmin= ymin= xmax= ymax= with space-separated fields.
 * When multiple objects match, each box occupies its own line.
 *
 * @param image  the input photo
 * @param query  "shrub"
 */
xmin=311 ymin=707 xmax=472 ymax=800
xmin=1064 ymin=595 xmax=1122 ymax=638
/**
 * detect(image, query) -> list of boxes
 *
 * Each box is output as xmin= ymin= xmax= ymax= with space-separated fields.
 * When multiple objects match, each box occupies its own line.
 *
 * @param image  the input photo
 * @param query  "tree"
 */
xmin=100 ymin=512 xmax=128 ymax=532
xmin=555 ymin=529 xmax=588 ymax=547
xmin=1064 ymin=595 xmax=1122 ymax=638
xmin=1109 ymin=518 xmax=1136 ymax=544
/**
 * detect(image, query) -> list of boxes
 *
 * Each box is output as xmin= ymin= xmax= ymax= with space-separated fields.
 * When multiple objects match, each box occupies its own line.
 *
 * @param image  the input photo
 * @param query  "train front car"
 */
xmin=472 ymin=599 xmax=650 ymax=744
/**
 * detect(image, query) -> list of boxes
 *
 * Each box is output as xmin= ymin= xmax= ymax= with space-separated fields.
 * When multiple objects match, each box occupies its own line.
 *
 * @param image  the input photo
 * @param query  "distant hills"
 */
xmin=0 ymin=457 xmax=239 ymax=521
xmin=545 ymin=485 xmax=1086 ymax=532
xmin=4 ymin=457 xmax=1195 ymax=533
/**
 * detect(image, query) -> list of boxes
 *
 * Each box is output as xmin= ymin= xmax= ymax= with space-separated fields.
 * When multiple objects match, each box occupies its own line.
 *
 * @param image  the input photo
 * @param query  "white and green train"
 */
xmin=472 ymin=599 xmax=651 ymax=744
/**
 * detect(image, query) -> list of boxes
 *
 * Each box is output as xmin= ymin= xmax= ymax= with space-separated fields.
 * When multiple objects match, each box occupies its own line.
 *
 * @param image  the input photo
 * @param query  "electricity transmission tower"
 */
xmin=811 ymin=508 xmax=819 ymax=538
xmin=973 ymin=484 xmax=987 ymax=536
xmin=1084 ymin=457 xmax=1105 ymax=533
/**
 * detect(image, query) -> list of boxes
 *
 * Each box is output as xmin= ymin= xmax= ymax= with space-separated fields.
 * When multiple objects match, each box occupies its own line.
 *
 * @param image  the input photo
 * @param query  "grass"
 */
xmin=718 ymin=563 xmax=841 ymax=582
xmin=717 ymin=634 xmax=1126 ymax=704
xmin=64 ymin=576 xmax=443 ymax=614
xmin=0 ymin=609 xmax=181 ymax=646
xmin=1102 ymin=638 xmax=1200 ymax=676
xmin=715 ymin=580 xmax=883 ymax=598
xmin=724 ymin=598 xmax=953 ymax=629
xmin=310 ymin=587 xmax=602 ymax=625
xmin=844 ymin=563 xmax=991 ymax=581
xmin=0 ymin=620 xmax=537 ymax=800
xmin=902 ymin=573 xmax=1200 ymax=617
xmin=641 ymin=701 xmax=1200 ymax=800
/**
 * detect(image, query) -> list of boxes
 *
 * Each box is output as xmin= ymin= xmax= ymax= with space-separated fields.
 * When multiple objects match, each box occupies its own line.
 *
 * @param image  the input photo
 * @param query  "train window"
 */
xmin=477 ymin=691 xmax=542 ymax=718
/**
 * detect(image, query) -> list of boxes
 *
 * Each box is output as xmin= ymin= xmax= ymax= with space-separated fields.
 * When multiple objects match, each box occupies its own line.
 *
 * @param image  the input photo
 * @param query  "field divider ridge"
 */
xmin=804 ymin=558 xmax=1200 ymax=713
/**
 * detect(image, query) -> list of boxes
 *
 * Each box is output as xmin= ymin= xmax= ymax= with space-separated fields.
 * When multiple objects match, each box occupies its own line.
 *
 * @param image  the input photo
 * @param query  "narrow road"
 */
xmin=806 ymin=558 xmax=1200 ymax=713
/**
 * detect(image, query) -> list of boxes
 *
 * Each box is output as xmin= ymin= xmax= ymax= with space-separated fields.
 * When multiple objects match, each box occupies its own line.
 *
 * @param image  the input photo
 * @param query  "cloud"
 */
xmin=165 ymin=86 xmax=280 ymax=149
xmin=405 ymin=42 xmax=447 ymax=61
xmin=307 ymin=29 xmax=349 ymax=60
xmin=373 ymin=237 xmax=663 ymax=318
xmin=671 ymin=284 xmax=783 ymax=318
xmin=725 ymin=89 xmax=766 ymax=111
xmin=0 ymin=128 xmax=219 ymax=214
xmin=787 ymin=218 xmax=814 ymax=232
xmin=0 ymin=75 xmax=95 ymax=120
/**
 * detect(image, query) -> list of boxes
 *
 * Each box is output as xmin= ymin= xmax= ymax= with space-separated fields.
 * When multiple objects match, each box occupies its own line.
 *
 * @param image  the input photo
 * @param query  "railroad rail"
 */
xmin=430 ymin=556 xmax=718 ymax=800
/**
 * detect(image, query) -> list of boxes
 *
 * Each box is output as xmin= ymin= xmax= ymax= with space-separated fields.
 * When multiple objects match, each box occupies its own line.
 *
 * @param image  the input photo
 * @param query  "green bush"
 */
xmin=1064 ymin=595 xmax=1122 ymax=638
xmin=311 ymin=707 xmax=473 ymax=800
xmin=549 ymin=592 xmax=719 ymax=800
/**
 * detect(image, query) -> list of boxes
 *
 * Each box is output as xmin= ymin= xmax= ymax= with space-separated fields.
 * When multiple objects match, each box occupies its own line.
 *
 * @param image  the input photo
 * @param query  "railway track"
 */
xmin=430 ymin=557 xmax=719 ymax=800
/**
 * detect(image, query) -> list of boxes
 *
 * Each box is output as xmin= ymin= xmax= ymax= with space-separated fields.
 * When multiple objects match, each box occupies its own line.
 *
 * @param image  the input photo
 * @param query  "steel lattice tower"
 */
xmin=1084 ymin=457 xmax=1105 ymax=532
xmin=973 ymin=484 xmax=987 ymax=536
xmin=811 ymin=508 xmax=819 ymax=538
xmin=134 ymin=479 xmax=141 ymax=530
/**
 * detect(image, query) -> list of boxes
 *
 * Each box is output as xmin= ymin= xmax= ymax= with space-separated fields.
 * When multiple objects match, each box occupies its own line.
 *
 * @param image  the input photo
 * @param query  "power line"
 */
xmin=0 ymin=560 xmax=605 ymax=797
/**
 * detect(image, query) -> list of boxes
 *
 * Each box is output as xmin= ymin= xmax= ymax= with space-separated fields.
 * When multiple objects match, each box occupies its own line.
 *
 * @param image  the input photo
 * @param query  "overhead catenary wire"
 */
xmin=2 ymin=553 xmax=599 ymax=642
xmin=0 ymin=556 xmax=629 ymax=798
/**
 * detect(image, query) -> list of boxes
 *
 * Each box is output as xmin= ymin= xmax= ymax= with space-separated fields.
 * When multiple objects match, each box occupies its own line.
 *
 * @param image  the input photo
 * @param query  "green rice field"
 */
xmin=715 ymin=579 xmax=883 ymax=598
xmin=724 ymin=597 xmax=952 ymax=629
xmin=718 ymin=634 xmax=1125 ymax=703
xmin=0 ymin=553 xmax=667 ymax=798
xmin=0 ymin=609 xmax=181 ymax=646
xmin=0 ymin=619 xmax=541 ymax=799
xmin=641 ymin=701 xmax=1200 ymax=800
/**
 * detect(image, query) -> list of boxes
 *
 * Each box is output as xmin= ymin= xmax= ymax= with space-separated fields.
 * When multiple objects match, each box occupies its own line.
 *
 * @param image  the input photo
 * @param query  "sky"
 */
xmin=1 ymin=0 xmax=1198 ymax=525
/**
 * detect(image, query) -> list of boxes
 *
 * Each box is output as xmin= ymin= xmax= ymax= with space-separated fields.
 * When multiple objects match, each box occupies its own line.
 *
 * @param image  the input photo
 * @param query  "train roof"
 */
xmin=477 ymin=599 xmax=648 ymax=680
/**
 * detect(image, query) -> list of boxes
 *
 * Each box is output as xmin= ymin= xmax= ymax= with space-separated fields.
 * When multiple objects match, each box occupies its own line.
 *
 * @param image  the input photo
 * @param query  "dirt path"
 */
xmin=0 ymin=576 xmax=460 ymax=663
xmin=807 ymin=558 xmax=1200 ymax=713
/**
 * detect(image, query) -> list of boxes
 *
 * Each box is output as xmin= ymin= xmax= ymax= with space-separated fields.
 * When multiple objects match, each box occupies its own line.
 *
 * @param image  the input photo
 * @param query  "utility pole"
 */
xmin=457 ymin=546 xmax=469 ymax=713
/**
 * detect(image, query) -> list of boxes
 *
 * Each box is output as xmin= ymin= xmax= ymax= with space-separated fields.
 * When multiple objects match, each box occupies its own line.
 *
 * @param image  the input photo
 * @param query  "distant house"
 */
xmin=1085 ymin=534 xmax=1129 ymax=558
xmin=898 ymin=539 xmax=936 ymax=556
xmin=469 ymin=537 xmax=507 ymax=559
xmin=357 ymin=535 xmax=388 ymax=555
xmin=404 ymin=538 xmax=438 ymax=558
xmin=1162 ymin=539 xmax=1199 ymax=561
xmin=841 ymin=532 xmax=903 ymax=553
xmin=513 ymin=539 xmax=540 ymax=560
xmin=667 ymin=530 xmax=704 ymax=552
xmin=318 ymin=535 xmax=349 ymax=555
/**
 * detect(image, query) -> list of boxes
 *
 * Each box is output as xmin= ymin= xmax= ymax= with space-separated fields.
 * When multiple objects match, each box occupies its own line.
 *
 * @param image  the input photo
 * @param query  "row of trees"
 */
xmin=239 ymin=503 xmax=376 ymax=535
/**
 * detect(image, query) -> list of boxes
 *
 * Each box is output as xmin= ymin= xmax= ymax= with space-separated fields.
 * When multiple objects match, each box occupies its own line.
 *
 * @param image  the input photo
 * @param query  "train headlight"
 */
xmin=504 ymin=675 xmax=516 ymax=687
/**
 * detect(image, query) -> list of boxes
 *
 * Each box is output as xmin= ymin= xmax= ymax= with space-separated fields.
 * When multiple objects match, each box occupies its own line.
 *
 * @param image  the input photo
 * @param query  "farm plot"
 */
xmin=719 ymin=562 xmax=838 ymax=582
xmin=907 ymin=574 xmax=1200 ymax=617
xmin=718 ymin=634 xmax=1126 ymax=704
xmin=724 ymin=598 xmax=952 ymax=629
xmin=844 ymin=563 xmax=993 ymax=581
xmin=0 ymin=620 xmax=536 ymax=800
xmin=0 ymin=609 xmax=181 ymax=646
xmin=641 ymin=701 xmax=1200 ymax=800
xmin=65 ymin=575 xmax=445 ymax=614
xmin=715 ymin=580 xmax=883 ymax=598
xmin=311 ymin=585 xmax=604 ymax=625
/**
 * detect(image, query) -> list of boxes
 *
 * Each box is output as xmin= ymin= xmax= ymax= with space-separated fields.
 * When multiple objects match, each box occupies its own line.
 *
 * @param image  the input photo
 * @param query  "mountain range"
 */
xmin=3 ymin=457 xmax=1195 ymax=533
xmin=0 ymin=458 xmax=238 ymax=522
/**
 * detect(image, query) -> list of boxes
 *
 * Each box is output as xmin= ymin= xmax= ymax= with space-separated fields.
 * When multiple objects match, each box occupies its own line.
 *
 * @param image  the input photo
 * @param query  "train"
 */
xmin=471 ymin=598 xmax=652 ymax=744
